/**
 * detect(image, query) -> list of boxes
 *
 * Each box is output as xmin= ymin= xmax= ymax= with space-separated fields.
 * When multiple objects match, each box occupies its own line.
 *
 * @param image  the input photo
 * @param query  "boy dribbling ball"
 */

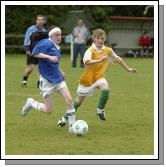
xmin=58 ymin=28 xmax=137 ymax=126
xmin=21 ymin=27 xmax=75 ymax=133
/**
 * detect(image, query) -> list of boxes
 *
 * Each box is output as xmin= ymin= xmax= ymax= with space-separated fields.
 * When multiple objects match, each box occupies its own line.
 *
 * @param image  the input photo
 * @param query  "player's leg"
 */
xmin=72 ymin=44 xmax=79 ymax=67
xmin=57 ymin=83 xmax=87 ymax=127
xmin=21 ymin=75 xmax=56 ymax=115
xmin=22 ymin=64 xmax=35 ymax=87
xmin=79 ymin=44 xmax=86 ymax=68
xmin=37 ymin=72 xmax=40 ymax=88
xmin=21 ymin=94 xmax=53 ymax=116
xmin=96 ymin=81 xmax=110 ymax=121
xmin=58 ymin=87 xmax=76 ymax=132
xmin=22 ymin=55 xmax=36 ymax=87
xmin=57 ymin=95 xmax=85 ymax=127
xmin=63 ymin=95 xmax=85 ymax=119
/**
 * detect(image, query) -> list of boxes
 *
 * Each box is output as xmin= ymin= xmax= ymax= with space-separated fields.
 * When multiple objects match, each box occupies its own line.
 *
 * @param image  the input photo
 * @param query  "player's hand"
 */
xmin=127 ymin=67 xmax=137 ymax=73
xmin=99 ymin=55 xmax=109 ymax=62
xmin=48 ymin=56 xmax=59 ymax=63
xmin=26 ymin=51 xmax=31 ymax=56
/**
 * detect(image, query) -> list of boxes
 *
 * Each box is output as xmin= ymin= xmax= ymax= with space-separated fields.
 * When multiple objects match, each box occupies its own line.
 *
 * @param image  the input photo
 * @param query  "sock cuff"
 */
xmin=66 ymin=109 xmax=75 ymax=116
xmin=37 ymin=103 xmax=45 ymax=111
xmin=101 ymin=89 xmax=110 ymax=94
xmin=97 ymin=108 xmax=104 ymax=114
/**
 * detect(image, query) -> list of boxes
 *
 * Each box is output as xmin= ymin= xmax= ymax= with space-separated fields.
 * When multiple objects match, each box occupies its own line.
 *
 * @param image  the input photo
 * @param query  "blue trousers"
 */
xmin=72 ymin=43 xmax=86 ymax=67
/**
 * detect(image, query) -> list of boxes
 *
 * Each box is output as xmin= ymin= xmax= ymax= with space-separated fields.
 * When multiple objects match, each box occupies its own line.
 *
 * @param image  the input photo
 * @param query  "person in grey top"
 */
xmin=72 ymin=19 xmax=89 ymax=68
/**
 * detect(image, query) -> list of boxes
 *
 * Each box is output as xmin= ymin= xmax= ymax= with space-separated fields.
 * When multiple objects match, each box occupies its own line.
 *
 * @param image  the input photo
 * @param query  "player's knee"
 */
xmin=99 ymin=82 xmax=109 ymax=90
xmin=28 ymin=64 xmax=34 ymax=71
xmin=45 ymin=106 xmax=52 ymax=114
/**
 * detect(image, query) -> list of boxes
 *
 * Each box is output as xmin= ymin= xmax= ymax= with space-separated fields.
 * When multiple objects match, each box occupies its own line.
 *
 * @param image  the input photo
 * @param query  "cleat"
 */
xmin=97 ymin=109 xmax=106 ymax=121
xmin=57 ymin=117 xmax=67 ymax=127
xmin=22 ymin=80 xmax=27 ymax=87
xmin=21 ymin=98 xmax=33 ymax=116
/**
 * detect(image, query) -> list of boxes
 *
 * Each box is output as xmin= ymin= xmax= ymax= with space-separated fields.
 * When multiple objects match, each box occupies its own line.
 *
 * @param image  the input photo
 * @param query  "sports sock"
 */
xmin=23 ymin=76 xmax=28 ymax=81
xmin=30 ymin=99 xmax=45 ymax=112
xmin=97 ymin=89 xmax=110 ymax=110
xmin=66 ymin=109 xmax=75 ymax=126
xmin=64 ymin=101 xmax=80 ymax=120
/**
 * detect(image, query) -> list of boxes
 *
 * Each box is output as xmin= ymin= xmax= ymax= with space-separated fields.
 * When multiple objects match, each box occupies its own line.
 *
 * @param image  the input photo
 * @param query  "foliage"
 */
xmin=5 ymin=5 xmax=150 ymax=34
xmin=5 ymin=5 xmax=153 ymax=53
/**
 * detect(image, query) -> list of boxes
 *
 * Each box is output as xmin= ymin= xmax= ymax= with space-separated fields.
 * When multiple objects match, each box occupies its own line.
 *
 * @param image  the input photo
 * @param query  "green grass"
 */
xmin=5 ymin=54 xmax=154 ymax=155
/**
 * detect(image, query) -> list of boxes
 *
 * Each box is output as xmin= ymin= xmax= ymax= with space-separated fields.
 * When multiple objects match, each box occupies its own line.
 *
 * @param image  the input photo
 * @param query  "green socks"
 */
xmin=64 ymin=101 xmax=80 ymax=120
xmin=97 ymin=89 xmax=110 ymax=110
xmin=63 ymin=90 xmax=109 ymax=120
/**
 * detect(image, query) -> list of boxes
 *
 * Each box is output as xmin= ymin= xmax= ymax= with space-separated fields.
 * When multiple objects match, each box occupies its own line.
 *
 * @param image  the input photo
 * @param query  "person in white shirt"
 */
xmin=72 ymin=19 xmax=89 ymax=68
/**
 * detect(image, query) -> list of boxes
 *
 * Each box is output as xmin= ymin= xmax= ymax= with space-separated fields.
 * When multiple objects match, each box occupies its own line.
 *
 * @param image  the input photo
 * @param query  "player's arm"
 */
xmin=72 ymin=27 xmax=77 ymax=37
xmin=33 ymin=53 xmax=58 ymax=63
xmin=85 ymin=57 xmax=108 ymax=65
xmin=110 ymin=50 xmax=137 ymax=73
xmin=24 ymin=27 xmax=32 ymax=54
xmin=31 ymin=41 xmax=58 ymax=63
xmin=119 ymin=59 xmax=137 ymax=72
xmin=84 ymin=50 xmax=108 ymax=65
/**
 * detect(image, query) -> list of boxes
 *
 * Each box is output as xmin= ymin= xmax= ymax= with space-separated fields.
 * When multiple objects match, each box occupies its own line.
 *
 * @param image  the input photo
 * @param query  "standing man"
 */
xmin=22 ymin=15 xmax=46 ymax=87
xmin=72 ymin=19 xmax=89 ymax=68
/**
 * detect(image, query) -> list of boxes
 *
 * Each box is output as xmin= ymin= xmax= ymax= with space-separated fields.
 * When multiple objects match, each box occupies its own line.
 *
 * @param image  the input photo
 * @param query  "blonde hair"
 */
xmin=91 ymin=28 xmax=106 ymax=41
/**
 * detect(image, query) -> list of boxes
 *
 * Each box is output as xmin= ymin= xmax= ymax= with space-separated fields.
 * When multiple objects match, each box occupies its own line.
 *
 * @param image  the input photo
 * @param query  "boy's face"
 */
xmin=94 ymin=35 xmax=106 ymax=48
xmin=51 ymin=32 xmax=61 ymax=44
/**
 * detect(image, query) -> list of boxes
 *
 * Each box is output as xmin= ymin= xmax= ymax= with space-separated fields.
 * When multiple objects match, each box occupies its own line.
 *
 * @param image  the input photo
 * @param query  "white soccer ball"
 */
xmin=72 ymin=120 xmax=88 ymax=136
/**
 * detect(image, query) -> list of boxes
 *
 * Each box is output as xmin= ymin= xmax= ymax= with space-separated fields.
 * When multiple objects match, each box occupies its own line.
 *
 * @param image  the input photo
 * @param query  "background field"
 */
xmin=5 ymin=54 xmax=154 ymax=155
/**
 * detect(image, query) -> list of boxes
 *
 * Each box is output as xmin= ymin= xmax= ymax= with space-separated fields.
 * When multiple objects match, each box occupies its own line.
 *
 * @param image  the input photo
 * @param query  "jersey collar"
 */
xmin=49 ymin=38 xmax=60 ymax=50
xmin=92 ymin=43 xmax=105 ymax=51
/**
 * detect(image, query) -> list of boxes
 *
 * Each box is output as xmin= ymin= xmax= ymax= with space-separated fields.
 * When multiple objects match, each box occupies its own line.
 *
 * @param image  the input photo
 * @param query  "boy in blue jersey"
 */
xmin=21 ymin=27 xmax=75 ymax=133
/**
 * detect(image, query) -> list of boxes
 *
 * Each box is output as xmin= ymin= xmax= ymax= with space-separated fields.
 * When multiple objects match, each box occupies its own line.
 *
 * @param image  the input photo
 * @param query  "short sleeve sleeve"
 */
xmin=109 ymin=49 xmax=122 ymax=64
xmin=83 ymin=49 xmax=92 ymax=64
xmin=32 ymin=40 xmax=50 ymax=56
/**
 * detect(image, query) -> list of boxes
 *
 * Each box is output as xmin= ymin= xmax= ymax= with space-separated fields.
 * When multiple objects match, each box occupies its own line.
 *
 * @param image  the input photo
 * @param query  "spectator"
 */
xmin=139 ymin=31 xmax=151 ymax=57
xmin=72 ymin=19 xmax=89 ymax=68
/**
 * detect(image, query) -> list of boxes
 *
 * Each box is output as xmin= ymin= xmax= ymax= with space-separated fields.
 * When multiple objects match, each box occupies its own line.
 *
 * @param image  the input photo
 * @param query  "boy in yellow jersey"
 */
xmin=57 ymin=29 xmax=136 ymax=126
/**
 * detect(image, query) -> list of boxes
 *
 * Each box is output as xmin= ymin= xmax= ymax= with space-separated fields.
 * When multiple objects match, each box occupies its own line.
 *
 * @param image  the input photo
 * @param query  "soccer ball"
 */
xmin=72 ymin=120 xmax=88 ymax=136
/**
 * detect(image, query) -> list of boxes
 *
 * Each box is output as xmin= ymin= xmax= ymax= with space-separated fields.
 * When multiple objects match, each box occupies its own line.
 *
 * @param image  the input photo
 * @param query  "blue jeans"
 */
xmin=72 ymin=43 xmax=86 ymax=67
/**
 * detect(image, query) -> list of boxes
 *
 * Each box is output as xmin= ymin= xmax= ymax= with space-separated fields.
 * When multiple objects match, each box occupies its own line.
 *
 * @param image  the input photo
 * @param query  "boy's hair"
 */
xmin=91 ymin=29 xmax=106 ymax=41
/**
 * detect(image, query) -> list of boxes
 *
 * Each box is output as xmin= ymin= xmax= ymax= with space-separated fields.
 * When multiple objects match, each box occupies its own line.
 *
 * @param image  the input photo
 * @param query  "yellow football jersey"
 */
xmin=79 ymin=45 xmax=113 ymax=87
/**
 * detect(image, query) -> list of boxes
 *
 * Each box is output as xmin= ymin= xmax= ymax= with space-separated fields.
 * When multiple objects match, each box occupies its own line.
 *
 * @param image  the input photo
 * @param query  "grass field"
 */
xmin=5 ymin=54 xmax=154 ymax=155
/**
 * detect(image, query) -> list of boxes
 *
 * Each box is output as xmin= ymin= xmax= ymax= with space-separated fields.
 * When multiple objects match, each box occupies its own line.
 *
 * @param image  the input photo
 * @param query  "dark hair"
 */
xmin=36 ymin=14 xmax=44 ymax=19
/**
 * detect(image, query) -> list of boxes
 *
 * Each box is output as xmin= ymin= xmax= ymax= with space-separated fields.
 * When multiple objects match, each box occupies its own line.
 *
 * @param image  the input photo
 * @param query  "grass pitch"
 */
xmin=5 ymin=54 xmax=154 ymax=155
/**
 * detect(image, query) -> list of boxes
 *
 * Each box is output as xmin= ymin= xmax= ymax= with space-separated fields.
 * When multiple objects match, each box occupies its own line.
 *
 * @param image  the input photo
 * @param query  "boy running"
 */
xmin=57 ymin=28 xmax=136 ymax=126
xmin=21 ymin=27 xmax=75 ymax=133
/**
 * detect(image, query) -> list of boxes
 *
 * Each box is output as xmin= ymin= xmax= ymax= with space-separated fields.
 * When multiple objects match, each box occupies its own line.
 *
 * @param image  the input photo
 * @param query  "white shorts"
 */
xmin=77 ymin=78 xmax=108 ymax=96
xmin=39 ymin=76 xmax=67 ymax=98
